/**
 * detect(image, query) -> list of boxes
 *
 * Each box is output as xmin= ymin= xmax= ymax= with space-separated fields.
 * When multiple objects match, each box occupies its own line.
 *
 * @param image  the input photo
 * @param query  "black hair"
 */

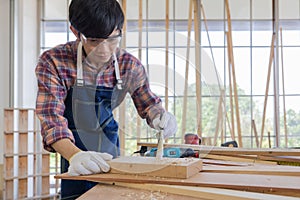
xmin=69 ymin=0 xmax=124 ymax=38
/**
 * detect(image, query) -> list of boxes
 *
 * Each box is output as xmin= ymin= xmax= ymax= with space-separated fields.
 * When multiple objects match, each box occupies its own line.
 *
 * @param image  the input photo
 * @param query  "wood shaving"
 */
xmin=120 ymin=190 xmax=168 ymax=200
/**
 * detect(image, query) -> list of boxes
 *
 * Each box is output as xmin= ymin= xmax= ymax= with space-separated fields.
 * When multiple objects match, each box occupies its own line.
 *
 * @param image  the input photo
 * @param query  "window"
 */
xmin=40 ymin=0 xmax=300 ymax=155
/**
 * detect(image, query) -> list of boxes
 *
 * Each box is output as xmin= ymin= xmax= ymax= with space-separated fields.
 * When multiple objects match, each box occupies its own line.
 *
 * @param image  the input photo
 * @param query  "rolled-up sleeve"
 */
xmin=131 ymin=83 xmax=164 ymax=127
xmin=127 ymin=58 xmax=164 ymax=127
xmin=35 ymin=54 xmax=74 ymax=152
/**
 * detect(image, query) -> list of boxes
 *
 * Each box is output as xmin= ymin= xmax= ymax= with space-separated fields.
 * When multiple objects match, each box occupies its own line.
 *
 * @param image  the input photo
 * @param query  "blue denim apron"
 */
xmin=60 ymin=42 xmax=122 ymax=199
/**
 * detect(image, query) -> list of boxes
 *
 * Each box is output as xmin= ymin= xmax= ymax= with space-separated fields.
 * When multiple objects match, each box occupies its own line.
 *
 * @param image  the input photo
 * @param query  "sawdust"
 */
xmin=120 ymin=190 xmax=168 ymax=200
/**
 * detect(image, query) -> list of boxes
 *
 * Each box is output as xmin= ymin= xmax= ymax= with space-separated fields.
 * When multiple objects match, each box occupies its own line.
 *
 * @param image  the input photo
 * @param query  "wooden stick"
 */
xmin=201 ymin=4 xmax=235 ymax=141
xmin=138 ymin=0 xmax=143 ymax=60
xmin=135 ymin=0 xmax=143 ymax=145
xmin=181 ymin=0 xmax=193 ymax=142
xmin=268 ymin=131 xmax=271 ymax=148
xmin=200 ymin=3 xmax=222 ymax=89
xmin=225 ymin=0 xmax=243 ymax=147
xmin=193 ymin=0 xmax=202 ymax=137
xmin=226 ymin=32 xmax=236 ymax=141
xmin=260 ymin=34 xmax=276 ymax=148
xmin=225 ymin=110 xmax=234 ymax=141
xmin=252 ymin=119 xmax=259 ymax=148
xmin=214 ymin=90 xmax=224 ymax=145
xmin=280 ymin=27 xmax=288 ymax=148
xmin=227 ymin=31 xmax=242 ymax=146
xmin=118 ymin=0 xmax=128 ymax=155
xmin=220 ymin=120 xmax=224 ymax=144
xmin=121 ymin=0 xmax=127 ymax=47
xmin=165 ymin=0 xmax=169 ymax=111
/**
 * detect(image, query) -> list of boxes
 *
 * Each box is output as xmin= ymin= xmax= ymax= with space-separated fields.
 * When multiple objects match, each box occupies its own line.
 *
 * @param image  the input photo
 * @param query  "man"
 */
xmin=35 ymin=0 xmax=177 ymax=199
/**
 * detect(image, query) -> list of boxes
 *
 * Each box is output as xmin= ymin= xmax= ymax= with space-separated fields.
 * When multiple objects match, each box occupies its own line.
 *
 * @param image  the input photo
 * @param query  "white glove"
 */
xmin=68 ymin=151 xmax=113 ymax=176
xmin=152 ymin=111 xmax=177 ymax=139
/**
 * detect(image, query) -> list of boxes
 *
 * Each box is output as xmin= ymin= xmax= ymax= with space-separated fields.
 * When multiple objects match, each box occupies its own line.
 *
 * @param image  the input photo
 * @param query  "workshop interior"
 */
xmin=1 ymin=0 xmax=300 ymax=199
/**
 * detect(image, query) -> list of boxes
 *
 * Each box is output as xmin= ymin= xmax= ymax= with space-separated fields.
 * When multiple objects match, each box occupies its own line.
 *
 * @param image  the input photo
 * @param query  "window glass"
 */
xmin=44 ymin=0 xmax=68 ymax=20
xmin=43 ymin=21 xmax=68 ymax=48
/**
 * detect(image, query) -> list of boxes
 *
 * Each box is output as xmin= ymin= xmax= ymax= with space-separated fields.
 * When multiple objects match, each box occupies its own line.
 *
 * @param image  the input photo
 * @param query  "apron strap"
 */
xmin=113 ymin=53 xmax=123 ymax=90
xmin=76 ymin=42 xmax=84 ymax=86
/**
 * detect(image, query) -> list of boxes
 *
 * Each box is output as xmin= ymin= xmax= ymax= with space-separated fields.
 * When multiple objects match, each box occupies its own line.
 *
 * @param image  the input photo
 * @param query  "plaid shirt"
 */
xmin=35 ymin=40 xmax=163 ymax=152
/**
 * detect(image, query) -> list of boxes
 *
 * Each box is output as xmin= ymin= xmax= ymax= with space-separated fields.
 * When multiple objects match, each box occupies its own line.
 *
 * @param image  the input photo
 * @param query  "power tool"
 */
xmin=134 ymin=146 xmax=199 ymax=158
xmin=221 ymin=140 xmax=238 ymax=147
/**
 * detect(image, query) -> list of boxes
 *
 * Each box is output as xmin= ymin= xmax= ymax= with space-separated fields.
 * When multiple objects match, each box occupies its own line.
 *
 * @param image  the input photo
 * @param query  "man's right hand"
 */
xmin=67 ymin=151 xmax=113 ymax=176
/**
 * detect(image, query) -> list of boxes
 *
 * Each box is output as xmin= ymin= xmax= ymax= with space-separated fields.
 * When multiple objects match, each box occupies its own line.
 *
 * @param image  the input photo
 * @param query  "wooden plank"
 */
xmin=42 ymin=176 xmax=50 ymax=196
xmin=260 ymin=34 xmax=275 ymax=148
xmin=204 ymin=154 xmax=277 ymax=165
xmin=225 ymin=0 xmax=243 ymax=147
xmin=3 ymin=109 xmax=14 ymax=200
xmin=5 ymin=180 xmax=13 ymax=200
xmin=201 ymin=4 xmax=233 ymax=141
xmin=252 ymin=119 xmax=259 ymax=148
xmin=56 ymin=172 xmax=300 ymax=197
xmin=226 ymin=32 xmax=235 ymax=141
xmin=18 ymin=156 xmax=28 ymax=177
xmin=4 ymin=109 xmax=14 ymax=132
xmin=110 ymin=182 xmax=300 ymax=200
xmin=258 ymin=155 xmax=300 ymax=163
xmin=108 ymin=156 xmax=203 ymax=179
xmin=280 ymin=27 xmax=288 ymax=148
xmin=18 ymin=178 xmax=28 ymax=199
xmin=18 ymin=110 xmax=28 ymax=198
xmin=19 ymin=132 xmax=28 ymax=154
xmin=193 ymin=0 xmax=202 ymax=137
xmin=4 ymin=133 xmax=13 ymax=155
xmin=165 ymin=0 xmax=169 ymax=111
xmin=78 ymin=183 xmax=202 ymax=200
xmin=137 ymin=142 xmax=300 ymax=156
xmin=42 ymin=154 xmax=50 ymax=196
xmin=203 ymin=164 xmax=300 ymax=176
xmin=268 ymin=131 xmax=271 ymax=148
xmin=202 ymin=159 xmax=250 ymax=167
xmin=136 ymin=0 xmax=143 ymax=147
xmin=19 ymin=109 xmax=28 ymax=131
xmin=181 ymin=0 xmax=193 ymax=141
xmin=214 ymin=90 xmax=224 ymax=145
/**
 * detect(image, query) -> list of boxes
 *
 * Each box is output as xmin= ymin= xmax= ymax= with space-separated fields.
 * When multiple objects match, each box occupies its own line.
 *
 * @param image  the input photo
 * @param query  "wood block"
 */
xmin=108 ymin=156 xmax=202 ymax=179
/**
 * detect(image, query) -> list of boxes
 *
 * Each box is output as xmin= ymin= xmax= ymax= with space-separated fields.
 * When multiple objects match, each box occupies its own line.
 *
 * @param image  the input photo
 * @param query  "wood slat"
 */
xmin=108 ymin=182 xmax=300 ymax=200
xmin=56 ymin=172 xmax=300 ymax=197
xmin=202 ymin=164 xmax=300 ymax=176
xmin=137 ymin=143 xmax=300 ymax=156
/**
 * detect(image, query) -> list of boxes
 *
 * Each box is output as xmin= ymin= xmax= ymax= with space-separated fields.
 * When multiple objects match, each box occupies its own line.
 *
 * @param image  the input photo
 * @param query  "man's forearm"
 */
xmin=52 ymin=138 xmax=81 ymax=160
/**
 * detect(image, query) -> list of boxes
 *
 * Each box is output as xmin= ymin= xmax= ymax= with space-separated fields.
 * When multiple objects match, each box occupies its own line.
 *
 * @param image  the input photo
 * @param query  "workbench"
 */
xmin=56 ymin=154 xmax=300 ymax=199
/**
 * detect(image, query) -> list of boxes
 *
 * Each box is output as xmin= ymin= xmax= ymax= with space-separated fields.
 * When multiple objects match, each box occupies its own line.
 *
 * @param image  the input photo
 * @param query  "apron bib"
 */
xmin=60 ymin=42 xmax=122 ymax=198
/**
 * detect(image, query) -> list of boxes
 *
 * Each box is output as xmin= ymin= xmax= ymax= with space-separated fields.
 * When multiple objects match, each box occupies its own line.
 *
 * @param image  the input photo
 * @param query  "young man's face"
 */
xmin=80 ymin=29 xmax=122 ymax=65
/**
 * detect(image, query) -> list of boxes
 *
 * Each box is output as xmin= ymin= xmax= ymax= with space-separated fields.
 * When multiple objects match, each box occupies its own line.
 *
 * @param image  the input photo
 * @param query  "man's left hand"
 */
xmin=152 ymin=111 xmax=177 ymax=139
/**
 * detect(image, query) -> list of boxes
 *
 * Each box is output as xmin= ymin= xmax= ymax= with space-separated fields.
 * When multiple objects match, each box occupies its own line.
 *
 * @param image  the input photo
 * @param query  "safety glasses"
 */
xmin=80 ymin=29 xmax=122 ymax=47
